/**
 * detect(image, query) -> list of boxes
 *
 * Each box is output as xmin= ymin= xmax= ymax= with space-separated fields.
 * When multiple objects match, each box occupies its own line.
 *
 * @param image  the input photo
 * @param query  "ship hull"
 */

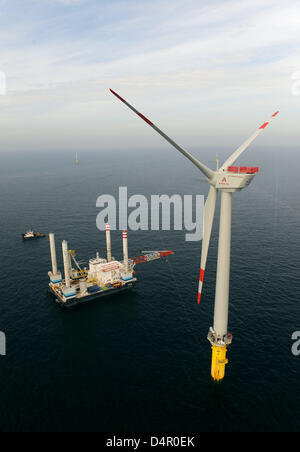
xmin=49 ymin=280 xmax=136 ymax=308
xmin=22 ymin=234 xmax=46 ymax=241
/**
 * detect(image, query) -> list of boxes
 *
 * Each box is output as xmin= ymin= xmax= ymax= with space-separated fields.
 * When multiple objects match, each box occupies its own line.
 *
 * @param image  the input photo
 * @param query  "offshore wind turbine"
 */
xmin=110 ymin=88 xmax=278 ymax=381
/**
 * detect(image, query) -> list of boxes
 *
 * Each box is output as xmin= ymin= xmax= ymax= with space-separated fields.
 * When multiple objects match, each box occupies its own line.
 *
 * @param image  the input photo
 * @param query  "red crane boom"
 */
xmin=130 ymin=250 xmax=174 ymax=266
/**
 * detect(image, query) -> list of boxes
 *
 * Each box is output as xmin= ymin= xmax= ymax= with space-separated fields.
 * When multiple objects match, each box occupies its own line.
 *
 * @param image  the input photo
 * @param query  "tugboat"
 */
xmin=23 ymin=229 xmax=46 ymax=241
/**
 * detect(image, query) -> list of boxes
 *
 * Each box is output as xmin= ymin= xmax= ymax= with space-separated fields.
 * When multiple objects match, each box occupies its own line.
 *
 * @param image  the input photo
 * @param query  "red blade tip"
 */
xmin=110 ymin=89 xmax=126 ymax=103
xmin=259 ymin=111 xmax=279 ymax=129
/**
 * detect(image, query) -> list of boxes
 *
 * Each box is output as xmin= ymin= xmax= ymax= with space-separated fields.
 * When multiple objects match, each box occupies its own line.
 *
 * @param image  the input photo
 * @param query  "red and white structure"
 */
xmin=122 ymin=231 xmax=128 ymax=268
xmin=106 ymin=223 xmax=112 ymax=262
xmin=85 ymin=230 xmax=173 ymax=285
xmin=110 ymin=88 xmax=279 ymax=380
xmin=48 ymin=226 xmax=174 ymax=306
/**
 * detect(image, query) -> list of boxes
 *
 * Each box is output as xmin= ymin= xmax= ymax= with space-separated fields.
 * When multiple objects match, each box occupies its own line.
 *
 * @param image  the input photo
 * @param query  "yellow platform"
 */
xmin=211 ymin=345 xmax=228 ymax=381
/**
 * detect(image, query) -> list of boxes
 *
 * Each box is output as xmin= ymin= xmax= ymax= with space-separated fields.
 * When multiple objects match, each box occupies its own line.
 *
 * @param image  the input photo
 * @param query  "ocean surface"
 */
xmin=0 ymin=146 xmax=300 ymax=432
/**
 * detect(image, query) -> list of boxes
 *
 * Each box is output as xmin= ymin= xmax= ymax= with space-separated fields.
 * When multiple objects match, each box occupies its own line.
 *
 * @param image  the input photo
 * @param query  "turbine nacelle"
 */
xmin=210 ymin=166 xmax=259 ymax=192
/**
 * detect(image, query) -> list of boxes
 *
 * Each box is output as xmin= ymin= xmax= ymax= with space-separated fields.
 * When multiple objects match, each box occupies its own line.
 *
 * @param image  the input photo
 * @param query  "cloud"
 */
xmin=51 ymin=0 xmax=85 ymax=4
xmin=0 ymin=0 xmax=299 ymax=151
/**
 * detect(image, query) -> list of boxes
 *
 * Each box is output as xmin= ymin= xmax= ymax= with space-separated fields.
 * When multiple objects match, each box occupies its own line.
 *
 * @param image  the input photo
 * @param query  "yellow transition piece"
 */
xmin=211 ymin=345 xmax=228 ymax=381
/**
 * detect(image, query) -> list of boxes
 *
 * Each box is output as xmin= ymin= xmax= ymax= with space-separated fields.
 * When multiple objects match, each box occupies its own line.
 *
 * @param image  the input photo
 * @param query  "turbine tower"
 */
xmin=110 ymin=88 xmax=278 ymax=381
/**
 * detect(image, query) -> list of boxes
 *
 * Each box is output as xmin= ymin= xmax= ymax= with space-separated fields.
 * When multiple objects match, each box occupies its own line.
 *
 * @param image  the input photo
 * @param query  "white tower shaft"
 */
xmin=213 ymin=191 xmax=232 ymax=337
xmin=49 ymin=232 xmax=58 ymax=275
xmin=106 ymin=224 xmax=112 ymax=262
xmin=62 ymin=240 xmax=71 ymax=289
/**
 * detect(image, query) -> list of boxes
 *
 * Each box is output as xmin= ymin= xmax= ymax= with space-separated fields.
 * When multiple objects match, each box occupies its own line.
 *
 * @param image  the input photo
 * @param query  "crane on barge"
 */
xmin=48 ymin=228 xmax=174 ymax=307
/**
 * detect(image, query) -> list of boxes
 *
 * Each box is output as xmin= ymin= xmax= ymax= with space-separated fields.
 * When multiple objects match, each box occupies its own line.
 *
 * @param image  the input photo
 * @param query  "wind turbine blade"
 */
xmin=110 ymin=89 xmax=214 ymax=180
xmin=220 ymin=111 xmax=279 ymax=171
xmin=197 ymin=185 xmax=218 ymax=304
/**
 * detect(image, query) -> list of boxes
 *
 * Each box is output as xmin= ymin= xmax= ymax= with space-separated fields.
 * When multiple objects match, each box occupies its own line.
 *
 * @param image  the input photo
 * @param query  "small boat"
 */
xmin=23 ymin=230 xmax=46 ymax=241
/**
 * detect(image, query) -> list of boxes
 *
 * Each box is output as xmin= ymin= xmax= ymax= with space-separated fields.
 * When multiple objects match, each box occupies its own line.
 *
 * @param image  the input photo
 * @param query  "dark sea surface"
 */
xmin=0 ymin=146 xmax=299 ymax=432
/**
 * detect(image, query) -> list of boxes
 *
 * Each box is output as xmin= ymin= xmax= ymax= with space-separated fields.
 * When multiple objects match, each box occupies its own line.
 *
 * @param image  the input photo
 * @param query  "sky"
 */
xmin=0 ymin=0 xmax=299 ymax=153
